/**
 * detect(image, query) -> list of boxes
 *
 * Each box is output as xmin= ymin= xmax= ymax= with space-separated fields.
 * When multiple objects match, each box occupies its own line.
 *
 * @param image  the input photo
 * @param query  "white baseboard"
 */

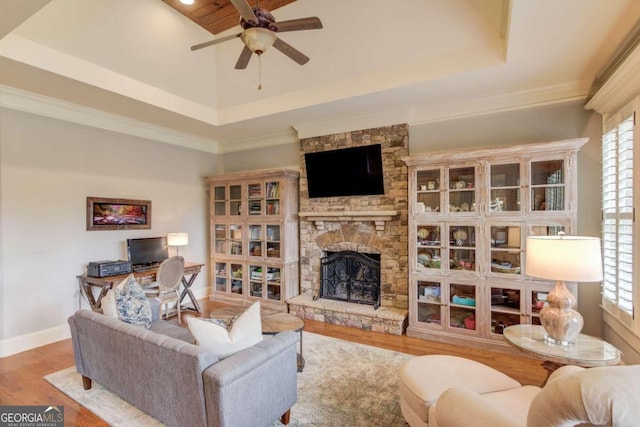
xmin=1 ymin=287 xmax=212 ymax=358
xmin=0 ymin=324 xmax=71 ymax=358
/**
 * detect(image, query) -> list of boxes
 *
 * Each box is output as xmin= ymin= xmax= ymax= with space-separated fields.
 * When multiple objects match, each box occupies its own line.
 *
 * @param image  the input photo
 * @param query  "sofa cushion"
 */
xmin=149 ymin=319 xmax=196 ymax=344
xmin=186 ymin=302 xmax=262 ymax=359
xmin=115 ymin=275 xmax=152 ymax=329
xmin=102 ymin=274 xmax=131 ymax=318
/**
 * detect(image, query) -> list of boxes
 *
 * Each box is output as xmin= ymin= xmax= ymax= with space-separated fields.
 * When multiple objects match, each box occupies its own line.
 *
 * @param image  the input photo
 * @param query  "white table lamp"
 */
xmin=167 ymin=232 xmax=189 ymax=256
xmin=525 ymin=233 xmax=603 ymax=345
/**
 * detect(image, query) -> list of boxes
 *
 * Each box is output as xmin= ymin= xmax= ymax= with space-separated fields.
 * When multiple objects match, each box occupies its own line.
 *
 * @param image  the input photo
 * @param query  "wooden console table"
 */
xmin=77 ymin=261 xmax=205 ymax=313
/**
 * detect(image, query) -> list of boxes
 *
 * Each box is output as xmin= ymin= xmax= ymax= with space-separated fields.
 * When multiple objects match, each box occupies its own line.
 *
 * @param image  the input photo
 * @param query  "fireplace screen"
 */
xmin=320 ymin=250 xmax=381 ymax=309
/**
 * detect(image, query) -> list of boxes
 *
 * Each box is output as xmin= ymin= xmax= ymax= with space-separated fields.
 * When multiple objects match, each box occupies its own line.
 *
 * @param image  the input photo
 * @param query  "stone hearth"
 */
xmin=288 ymin=295 xmax=407 ymax=335
xmin=290 ymin=124 xmax=409 ymax=335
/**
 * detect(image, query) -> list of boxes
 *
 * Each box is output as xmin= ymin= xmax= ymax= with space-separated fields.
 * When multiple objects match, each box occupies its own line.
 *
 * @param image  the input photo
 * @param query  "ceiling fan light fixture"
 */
xmin=179 ymin=0 xmax=194 ymax=5
xmin=241 ymin=27 xmax=276 ymax=55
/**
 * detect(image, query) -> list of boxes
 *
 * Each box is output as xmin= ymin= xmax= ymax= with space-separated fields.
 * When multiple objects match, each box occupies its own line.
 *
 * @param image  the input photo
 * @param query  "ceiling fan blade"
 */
xmin=191 ymin=33 xmax=241 ymax=51
xmin=229 ymin=0 xmax=259 ymax=24
xmin=235 ymin=45 xmax=253 ymax=69
xmin=273 ymin=17 xmax=323 ymax=32
xmin=273 ymin=37 xmax=310 ymax=65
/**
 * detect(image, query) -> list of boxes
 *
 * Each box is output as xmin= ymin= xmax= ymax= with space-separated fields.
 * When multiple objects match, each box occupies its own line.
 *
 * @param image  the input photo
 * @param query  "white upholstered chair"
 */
xmin=154 ymin=256 xmax=185 ymax=323
xmin=399 ymin=354 xmax=640 ymax=427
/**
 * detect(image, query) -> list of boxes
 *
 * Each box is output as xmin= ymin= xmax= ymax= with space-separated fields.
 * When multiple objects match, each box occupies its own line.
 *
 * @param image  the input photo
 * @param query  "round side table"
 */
xmin=261 ymin=312 xmax=305 ymax=372
xmin=503 ymin=324 xmax=622 ymax=384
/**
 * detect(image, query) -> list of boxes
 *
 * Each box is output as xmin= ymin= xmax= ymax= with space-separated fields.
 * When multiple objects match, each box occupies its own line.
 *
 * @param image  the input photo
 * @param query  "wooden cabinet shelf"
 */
xmin=403 ymin=139 xmax=586 ymax=350
xmin=207 ymin=169 xmax=299 ymax=311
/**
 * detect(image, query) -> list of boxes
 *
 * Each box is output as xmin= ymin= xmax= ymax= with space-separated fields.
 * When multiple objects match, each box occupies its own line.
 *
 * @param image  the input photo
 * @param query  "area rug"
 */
xmin=44 ymin=332 xmax=412 ymax=426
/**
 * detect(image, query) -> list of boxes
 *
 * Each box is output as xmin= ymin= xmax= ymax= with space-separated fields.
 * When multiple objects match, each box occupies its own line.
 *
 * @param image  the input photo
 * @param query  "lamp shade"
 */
xmin=167 ymin=232 xmax=189 ymax=247
xmin=526 ymin=235 xmax=603 ymax=282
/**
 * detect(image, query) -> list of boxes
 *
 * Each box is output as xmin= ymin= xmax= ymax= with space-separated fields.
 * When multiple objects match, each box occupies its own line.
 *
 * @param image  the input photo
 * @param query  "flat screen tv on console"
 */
xmin=304 ymin=144 xmax=385 ymax=198
xmin=127 ymin=237 xmax=168 ymax=267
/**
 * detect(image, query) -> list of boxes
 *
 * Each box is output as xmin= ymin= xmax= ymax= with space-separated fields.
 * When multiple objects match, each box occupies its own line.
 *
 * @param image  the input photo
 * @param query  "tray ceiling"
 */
xmin=1 ymin=0 xmax=640 ymax=153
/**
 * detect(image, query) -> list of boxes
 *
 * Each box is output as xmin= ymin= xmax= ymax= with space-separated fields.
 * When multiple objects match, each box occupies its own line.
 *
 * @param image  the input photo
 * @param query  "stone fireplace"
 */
xmin=287 ymin=124 xmax=409 ymax=335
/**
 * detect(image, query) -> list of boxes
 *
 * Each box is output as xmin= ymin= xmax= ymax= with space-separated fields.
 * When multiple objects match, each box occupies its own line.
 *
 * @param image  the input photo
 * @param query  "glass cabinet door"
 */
xmin=249 ymin=265 xmax=282 ymax=301
xmin=266 ymin=266 xmax=282 ymax=301
xmin=250 ymin=280 xmax=263 ymax=298
xmin=249 ymin=265 xmax=263 ymax=297
xmin=416 ymin=169 xmax=442 ymax=213
xmin=448 ymin=225 xmax=476 ymax=272
xmin=490 ymin=225 xmax=522 ymax=275
xmin=266 ymin=224 xmax=281 ymax=258
xmin=215 ymin=262 xmax=242 ymax=294
xmin=490 ymin=163 xmax=521 ymax=212
xmin=265 ymin=181 xmax=281 ymax=216
xmin=248 ymin=183 xmax=262 ymax=215
xmin=230 ymin=185 xmax=242 ymax=216
xmin=230 ymin=263 xmax=243 ymax=294
xmin=215 ymin=262 xmax=228 ymax=292
xmin=214 ymin=224 xmax=227 ymax=254
xmin=489 ymin=285 xmax=522 ymax=335
xmin=449 ymin=283 xmax=477 ymax=331
xmin=530 ymin=159 xmax=565 ymax=211
xmin=229 ymin=225 xmax=242 ymax=255
xmin=448 ymin=167 xmax=476 ymax=213
xmin=249 ymin=225 xmax=262 ymax=257
xmin=417 ymin=280 xmax=443 ymax=327
xmin=416 ymin=225 xmax=442 ymax=271
xmin=214 ymin=186 xmax=226 ymax=216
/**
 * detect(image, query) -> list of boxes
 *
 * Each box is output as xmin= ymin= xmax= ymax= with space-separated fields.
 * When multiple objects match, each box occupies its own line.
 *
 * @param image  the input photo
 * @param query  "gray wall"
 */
xmin=0 ymin=108 xmax=218 ymax=355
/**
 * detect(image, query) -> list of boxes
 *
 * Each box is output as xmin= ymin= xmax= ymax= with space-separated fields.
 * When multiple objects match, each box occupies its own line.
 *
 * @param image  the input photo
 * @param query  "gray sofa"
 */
xmin=68 ymin=309 xmax=298 ymax=427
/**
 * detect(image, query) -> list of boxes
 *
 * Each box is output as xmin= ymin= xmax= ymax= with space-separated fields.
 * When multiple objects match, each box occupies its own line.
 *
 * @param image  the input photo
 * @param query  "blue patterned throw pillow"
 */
xmin=115 ymin=275 xmax=152 ymax=329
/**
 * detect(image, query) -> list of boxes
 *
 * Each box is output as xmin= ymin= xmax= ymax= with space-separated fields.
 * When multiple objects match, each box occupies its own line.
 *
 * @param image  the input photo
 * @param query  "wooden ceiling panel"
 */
xmin=163 ymin=0 xmax=297 ymax=35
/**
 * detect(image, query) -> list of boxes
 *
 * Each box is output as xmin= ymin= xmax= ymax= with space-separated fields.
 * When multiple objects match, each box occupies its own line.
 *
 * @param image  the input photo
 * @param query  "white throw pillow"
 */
xmin=101 ymin=274 xmax=131 ymax=318
xmin=187 ymin=302 xmax=262 ymax=359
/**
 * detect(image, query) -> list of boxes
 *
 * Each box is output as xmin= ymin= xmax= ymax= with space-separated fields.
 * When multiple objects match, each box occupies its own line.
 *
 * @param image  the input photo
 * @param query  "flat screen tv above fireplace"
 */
xmin=304 ymin=144 xmax=385 ymax=198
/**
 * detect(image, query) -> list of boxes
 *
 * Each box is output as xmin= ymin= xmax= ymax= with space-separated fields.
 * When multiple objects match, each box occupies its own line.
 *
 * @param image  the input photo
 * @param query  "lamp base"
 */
xmin=539 ymin=280 xmax=583 ymax=345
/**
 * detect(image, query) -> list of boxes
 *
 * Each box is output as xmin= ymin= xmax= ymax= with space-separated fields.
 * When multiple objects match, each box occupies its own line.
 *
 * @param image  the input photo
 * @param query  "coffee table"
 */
xmin=209 ymin=307 xmax=305 ymax=372
xmin=503 ymin=324 xmax=622 ymax=383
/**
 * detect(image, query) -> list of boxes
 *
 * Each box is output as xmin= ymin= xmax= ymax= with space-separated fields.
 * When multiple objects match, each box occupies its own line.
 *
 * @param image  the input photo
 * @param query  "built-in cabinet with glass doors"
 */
xmin=404 ymin=139 xmax=587 ymax=350
xmin=207 ymin=169 xmax=300 ymax=310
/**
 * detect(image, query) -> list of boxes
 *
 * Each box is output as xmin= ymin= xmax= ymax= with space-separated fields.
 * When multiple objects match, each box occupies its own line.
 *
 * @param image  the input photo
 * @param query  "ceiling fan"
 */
xmin=190 ymin=0 xmax=323 ymax=70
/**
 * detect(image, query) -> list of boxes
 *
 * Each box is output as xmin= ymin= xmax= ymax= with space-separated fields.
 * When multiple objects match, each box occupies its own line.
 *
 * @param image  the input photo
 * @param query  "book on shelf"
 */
xmin=266 ymin=182 xmax=280 ymax=199
xmin=248 ymin=184 xmax=261 ymax=198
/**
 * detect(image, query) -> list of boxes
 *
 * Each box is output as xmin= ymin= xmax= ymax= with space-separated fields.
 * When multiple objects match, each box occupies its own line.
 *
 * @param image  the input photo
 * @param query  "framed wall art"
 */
xmin=86 ymin=197 xmax=151 ymax=231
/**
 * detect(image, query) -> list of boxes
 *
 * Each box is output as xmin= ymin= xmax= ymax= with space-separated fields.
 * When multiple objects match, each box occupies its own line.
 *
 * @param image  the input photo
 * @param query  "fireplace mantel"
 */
xmin=298 ymin=210 xmax=399 ymax=231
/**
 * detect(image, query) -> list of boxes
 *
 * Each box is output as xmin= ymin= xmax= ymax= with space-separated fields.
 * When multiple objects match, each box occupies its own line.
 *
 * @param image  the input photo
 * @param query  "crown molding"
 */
xmin=0 ymin=85 xmax=219 ymax=153
xmin=409 ymin=80 xmax=591 ymax=126
xmin=586 ymin=43 xmax=640 ymax=116
xmin=0 ymin=78 xmax=593 ymax=155
xmin=217 ymin=130 xmax=300 ymax=154
xmin=293 ymin=80 xmax=591 ymax=139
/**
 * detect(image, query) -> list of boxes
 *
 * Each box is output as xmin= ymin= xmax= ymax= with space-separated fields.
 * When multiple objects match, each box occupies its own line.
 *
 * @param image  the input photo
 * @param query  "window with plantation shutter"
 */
xmin=602 ymin=103 xmax=635 ymax=329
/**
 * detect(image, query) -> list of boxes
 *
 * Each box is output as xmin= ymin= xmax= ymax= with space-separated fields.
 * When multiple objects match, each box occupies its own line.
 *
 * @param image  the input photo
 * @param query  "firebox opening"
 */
xmin=319 ymin=250 xmax=381 ymax=309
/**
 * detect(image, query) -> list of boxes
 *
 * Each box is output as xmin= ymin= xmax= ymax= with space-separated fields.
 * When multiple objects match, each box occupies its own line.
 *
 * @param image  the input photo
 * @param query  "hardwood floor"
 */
xmin=0 ymin=299 xmax=547 ymax=426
